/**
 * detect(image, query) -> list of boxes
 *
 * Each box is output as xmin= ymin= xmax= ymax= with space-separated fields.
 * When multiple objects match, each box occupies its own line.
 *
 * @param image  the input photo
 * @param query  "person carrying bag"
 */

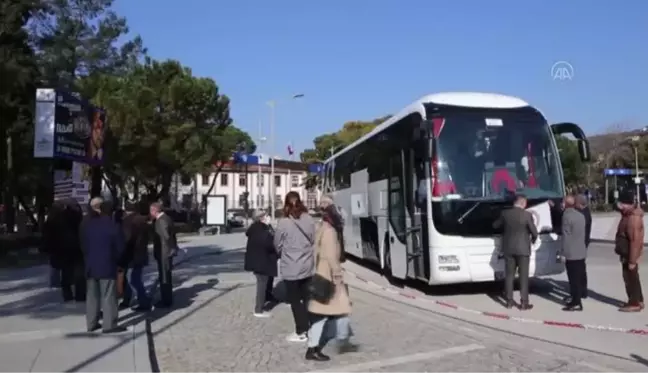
xmin=304 ymin=207 xmax=358 ymax=362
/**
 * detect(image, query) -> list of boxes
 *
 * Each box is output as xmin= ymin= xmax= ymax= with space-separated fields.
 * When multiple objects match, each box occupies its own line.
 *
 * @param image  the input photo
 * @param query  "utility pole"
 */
xmin=268 ymin=101 xmax=276 ymax=220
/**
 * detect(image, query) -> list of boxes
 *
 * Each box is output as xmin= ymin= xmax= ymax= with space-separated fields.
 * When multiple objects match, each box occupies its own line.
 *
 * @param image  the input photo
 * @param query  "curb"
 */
xmin=343 ymin=270 xmax=648 ymax=336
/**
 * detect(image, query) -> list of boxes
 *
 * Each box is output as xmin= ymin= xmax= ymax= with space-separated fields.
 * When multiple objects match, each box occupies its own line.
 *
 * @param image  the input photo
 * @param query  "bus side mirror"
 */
xmin=577 ymin=139 xmax=590 ymax=162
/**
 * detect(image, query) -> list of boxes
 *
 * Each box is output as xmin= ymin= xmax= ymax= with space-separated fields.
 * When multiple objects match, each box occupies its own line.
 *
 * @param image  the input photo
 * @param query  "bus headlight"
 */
xmin=438 ymin=255 xmax=459 ymax=264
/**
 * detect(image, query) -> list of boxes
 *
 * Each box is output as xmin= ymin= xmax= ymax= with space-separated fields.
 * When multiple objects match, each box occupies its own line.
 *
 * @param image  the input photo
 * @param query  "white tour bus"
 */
xmin=321 ymin=92 xmax=590 ymax=284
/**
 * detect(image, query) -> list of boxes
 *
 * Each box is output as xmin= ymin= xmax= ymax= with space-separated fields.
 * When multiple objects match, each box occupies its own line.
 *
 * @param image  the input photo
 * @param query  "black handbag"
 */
xmin=308 ymin=273 xmax=335 ymax=304
xmin=289 ymin=218 xmax=335 ymax=304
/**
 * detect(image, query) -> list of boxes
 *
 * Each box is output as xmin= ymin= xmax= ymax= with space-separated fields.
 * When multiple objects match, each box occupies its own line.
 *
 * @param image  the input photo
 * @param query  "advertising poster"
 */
xmin=54 ymin=91 xmax=106 ymax=165
xmin=33 ymin=88 xmax=106 ymax=165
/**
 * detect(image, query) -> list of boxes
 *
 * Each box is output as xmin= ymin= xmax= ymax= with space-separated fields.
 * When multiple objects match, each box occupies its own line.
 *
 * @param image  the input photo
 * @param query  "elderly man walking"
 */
xmin=80 ymin=197 xmax=127 ymax=333
xmin=559 ymin=195 xmax=588 ymax=311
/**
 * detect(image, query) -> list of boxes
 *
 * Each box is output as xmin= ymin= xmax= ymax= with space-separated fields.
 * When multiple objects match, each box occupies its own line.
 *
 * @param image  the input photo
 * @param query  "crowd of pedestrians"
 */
xmin=244 ymin=192 xmax=358 ymax=362
xmin=497 ymin=191 xmax=643 ymax=313
xmin=41 ymin=197 xmax=179 ymax=334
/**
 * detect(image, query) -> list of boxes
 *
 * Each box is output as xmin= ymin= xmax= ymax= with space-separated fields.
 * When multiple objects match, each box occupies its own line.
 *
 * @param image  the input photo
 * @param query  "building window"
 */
xmin=257 ymin=174 xmax=264 ymax=187
xmin=257 ymin=194 xmax=264 ymax=208
xmin=275 ymin=194 xmax=282 ymax=208
xmin=201 ymin=173 xmax=210 ymax=186
xmin=307 ymin=191 xmax=318 ymax=209
xmin=239 ymin=174 xmax=246 ymax=187
xmin=291 ymin=175 xmax=300 ymax=188
xmin=274 ymin=175 xmax=281 ymax=187
xmin=220 ymin=173 xmax=228 ymax=186
xmin=238 ymin=193 xmax=248 ymax=208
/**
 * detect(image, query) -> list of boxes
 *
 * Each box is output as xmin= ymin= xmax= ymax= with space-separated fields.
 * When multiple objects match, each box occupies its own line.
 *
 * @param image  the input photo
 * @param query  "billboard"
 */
xmin=34 ymin=88 xmax=106 ymax=165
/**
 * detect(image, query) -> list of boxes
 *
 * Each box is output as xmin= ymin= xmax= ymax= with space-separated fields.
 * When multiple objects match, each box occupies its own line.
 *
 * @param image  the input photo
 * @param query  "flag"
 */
xmin=287 ymin=144 xmax=294 ymax=156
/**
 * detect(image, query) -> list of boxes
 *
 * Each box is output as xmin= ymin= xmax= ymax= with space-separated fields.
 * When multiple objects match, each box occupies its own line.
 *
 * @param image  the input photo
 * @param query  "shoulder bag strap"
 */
xmin=289 ymin=218 xmax=314 ymax=246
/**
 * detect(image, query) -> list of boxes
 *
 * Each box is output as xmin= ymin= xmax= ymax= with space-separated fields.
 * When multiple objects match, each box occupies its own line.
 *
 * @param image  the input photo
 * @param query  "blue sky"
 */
xmin=114 ymin=0 xmax=647 ymax=158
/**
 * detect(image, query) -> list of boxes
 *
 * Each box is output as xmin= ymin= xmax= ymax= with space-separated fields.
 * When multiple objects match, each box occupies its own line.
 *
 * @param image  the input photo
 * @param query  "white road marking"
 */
xmin=308 ymin=344 xmax=485 ymax=372
xmin=577 ymin=361 xmax=611 ymax=372
xmin=0 ymin=329 xmax=64 ymax=343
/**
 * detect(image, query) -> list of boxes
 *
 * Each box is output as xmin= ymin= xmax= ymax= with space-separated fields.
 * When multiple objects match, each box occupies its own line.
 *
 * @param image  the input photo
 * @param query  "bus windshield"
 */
xmin=431 ymin=107 xmax=563 ymax=201
xmin=425 ymin=105 xmax=564 ymax=236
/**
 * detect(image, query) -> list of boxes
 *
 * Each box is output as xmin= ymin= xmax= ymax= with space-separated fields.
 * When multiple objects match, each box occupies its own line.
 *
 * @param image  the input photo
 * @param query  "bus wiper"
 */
xmin=457 ymin=201 xmax=482 ymax=224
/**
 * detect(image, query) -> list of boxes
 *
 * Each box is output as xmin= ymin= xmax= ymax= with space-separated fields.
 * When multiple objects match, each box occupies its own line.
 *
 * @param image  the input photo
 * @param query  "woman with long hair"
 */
xmin=274 ymin=191 xmax=316 ymax=343
xmin=305 ymin=205 xmax=358 ymax=361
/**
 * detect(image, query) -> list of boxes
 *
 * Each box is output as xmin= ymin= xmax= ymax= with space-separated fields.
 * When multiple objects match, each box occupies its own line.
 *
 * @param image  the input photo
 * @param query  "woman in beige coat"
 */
xmin=305 ymin=205 xmax=358 ymax=361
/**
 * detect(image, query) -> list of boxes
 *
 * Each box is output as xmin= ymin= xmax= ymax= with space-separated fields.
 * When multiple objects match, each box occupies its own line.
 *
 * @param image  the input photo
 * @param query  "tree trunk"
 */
xmin=158 ymin=170 xmax=173 ymax=207
xmin=205 ymin=164 xmax=225 ymax=195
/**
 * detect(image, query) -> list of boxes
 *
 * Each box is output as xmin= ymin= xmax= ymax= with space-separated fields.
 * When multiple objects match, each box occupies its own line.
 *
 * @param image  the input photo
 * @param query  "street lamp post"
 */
xmin=632 ymin=136 xmax=641 ymax=205
xmin=267 ymin=93 xmax=304 ymax=221
xmin=257 ymin=119 xmax=267 ymax=213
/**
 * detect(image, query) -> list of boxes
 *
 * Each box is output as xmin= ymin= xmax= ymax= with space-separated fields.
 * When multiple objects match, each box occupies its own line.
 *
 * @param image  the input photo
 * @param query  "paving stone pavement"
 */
xmin=150 ymin=235 xmax=648 ymax=372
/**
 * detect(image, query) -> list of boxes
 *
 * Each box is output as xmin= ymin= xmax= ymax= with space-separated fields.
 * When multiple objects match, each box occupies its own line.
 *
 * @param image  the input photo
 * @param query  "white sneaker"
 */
xmin=286 ymin=332 xmax=308 ymax=342
xmin=253 ymin=312 xmax=271 ymax=318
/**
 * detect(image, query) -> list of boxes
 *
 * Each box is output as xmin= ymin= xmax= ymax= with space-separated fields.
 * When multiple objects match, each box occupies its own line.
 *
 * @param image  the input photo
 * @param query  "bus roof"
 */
xmin=325 ymin=92 xmax=531 ymax=163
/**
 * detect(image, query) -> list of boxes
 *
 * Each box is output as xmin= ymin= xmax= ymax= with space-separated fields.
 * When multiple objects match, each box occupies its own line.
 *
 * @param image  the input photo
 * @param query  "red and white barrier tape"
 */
xmin=344 ymin=270 xmax=648 ymax=336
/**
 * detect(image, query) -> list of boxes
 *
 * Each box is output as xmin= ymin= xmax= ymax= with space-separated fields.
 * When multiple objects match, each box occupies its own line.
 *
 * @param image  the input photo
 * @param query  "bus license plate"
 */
xmin=494 ymin=271 xmax=505 ymax=280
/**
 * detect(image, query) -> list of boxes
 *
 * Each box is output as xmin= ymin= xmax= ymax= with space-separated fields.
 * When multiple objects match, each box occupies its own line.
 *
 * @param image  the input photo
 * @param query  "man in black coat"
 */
xmin=80 ymin=197 xmax=126 ymax=333
xmin=576 ymin=194 xmax=592 ymax=297
xmin=118 ymin=201 xmax=151 ymax=311
xmin=43 ymin=199 xmax=85 ymax=302
xmin=493 ymin=194 xmax=538 ymax=310
xmin=244 ymin=210 xmax=278 ymax=317
xmin=151 ymin=202 xmax=177 ymax=308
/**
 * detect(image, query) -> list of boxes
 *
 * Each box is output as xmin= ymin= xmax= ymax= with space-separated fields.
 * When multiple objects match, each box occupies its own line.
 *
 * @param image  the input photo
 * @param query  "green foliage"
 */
xmin=89 ymin=58 xmax=253 ymax=197
xmin=1 ymin=0 xmax=255 ymax=219
xmin=30 ymin=0 xmax=145 ymax=89
xmin=555 ymin=135 xmax=587 ymax=187
xmin=0 ymin=0 xmax=43 ymax=216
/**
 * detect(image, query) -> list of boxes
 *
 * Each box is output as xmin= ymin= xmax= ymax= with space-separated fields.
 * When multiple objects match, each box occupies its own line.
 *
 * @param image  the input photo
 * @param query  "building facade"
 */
xmin=193 ymin=158 xmax=320 ymax=211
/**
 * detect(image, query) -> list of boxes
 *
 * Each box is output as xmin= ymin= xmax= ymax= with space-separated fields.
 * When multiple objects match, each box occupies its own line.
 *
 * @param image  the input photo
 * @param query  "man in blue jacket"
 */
xmin=80 ymin=197 xmax=127 ymax=333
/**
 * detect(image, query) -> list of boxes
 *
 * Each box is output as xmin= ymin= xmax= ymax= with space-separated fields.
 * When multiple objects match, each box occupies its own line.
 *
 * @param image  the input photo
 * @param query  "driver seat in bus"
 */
xmin=484 ymin=161 xmax=518 ymax=194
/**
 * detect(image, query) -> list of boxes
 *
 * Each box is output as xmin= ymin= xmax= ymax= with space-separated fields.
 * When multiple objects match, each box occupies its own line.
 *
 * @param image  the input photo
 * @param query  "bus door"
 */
xmin=387 ymin=148 xmax=424 ymax=280
xmin=410 ymin=142 xmax=430 ymax=280
xmin=387 ymin=150 xmax=409 ymax=279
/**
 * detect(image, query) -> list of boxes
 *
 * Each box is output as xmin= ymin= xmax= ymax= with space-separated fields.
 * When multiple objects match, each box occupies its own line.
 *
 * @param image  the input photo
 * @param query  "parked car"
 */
xmin=227 ymin=210 xmax=245 ymax=228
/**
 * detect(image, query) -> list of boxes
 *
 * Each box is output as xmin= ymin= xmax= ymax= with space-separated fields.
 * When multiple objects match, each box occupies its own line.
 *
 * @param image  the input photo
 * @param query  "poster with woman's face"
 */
xmin=89 ymin=110 xmax=106 ymax=161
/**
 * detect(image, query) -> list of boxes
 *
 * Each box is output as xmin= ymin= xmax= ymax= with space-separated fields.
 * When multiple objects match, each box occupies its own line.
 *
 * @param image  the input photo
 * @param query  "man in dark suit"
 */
xmin=575 ymin=194 xmax=592 ymax=297
xmin=493 ymin=194 xmax=538 ymax=310
xmin=119 ymin=201 xmax=151 ymax=311
xmin=150 ymin=202 xmax=177 ymax=308
xmin=80 ymin=197 xmax=127 ymax=333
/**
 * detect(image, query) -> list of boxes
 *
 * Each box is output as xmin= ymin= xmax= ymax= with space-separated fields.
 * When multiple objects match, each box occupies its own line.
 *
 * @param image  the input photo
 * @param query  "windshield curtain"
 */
xmin=426 ymin=105 xmax=564 ymax=236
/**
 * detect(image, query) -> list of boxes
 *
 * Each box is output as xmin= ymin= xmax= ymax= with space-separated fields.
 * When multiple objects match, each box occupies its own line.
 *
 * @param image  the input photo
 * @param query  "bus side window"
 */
xmin=367 ymin=136 xmax=388 ymax=182
xmin=335 ymin=155 xmax=351 ymax=189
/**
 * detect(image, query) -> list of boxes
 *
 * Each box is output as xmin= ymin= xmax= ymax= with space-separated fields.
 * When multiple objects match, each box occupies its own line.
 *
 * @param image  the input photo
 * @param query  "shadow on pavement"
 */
xmin=535 ymin=278 xmax=626 ymax=308
xmin=53 ymin=245 xmax=245 ymax=372
xmin=630 ymin=354 xmax=648 ymax=367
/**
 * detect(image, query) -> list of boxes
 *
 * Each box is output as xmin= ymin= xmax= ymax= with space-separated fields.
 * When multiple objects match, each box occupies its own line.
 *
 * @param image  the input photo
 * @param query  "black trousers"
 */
xmin=622 ymin=262 xmax=644 ymax=305
xmin=565 ymin=259 xmax=586 ymax=306
xmin=504 ymin=255 xmax=530 ymax=304
xmin=157 ymin=258 xmax=173 ymax=306
xmin=61 ymin=262 xmax=86 ymax=301
xmin=254 ymin=274 xmax=275 ymax=313
xmin=284 ymin=277 xmax=311 ymax=335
